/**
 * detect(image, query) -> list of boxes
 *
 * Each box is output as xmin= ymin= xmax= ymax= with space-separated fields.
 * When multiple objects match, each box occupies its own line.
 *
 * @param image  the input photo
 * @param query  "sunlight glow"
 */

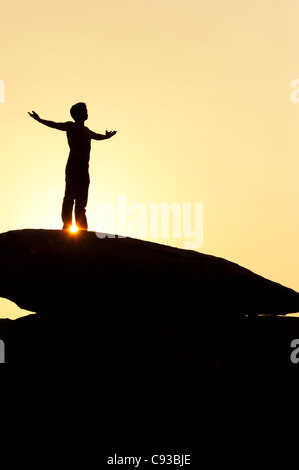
xmin=70 ymin=225 xmax=79 ymax=233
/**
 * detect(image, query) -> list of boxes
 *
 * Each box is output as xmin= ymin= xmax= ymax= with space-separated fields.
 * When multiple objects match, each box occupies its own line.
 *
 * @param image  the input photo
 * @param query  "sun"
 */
xmin=69 ymin=225 xmax=79 ymax=233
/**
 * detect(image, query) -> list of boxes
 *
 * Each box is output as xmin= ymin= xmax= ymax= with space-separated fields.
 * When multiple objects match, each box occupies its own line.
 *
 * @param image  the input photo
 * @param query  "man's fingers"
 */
xmin=28 ymin=111 xmax=39 ymax=120
xmin=106 ymin=130 xmax=117 ymax=137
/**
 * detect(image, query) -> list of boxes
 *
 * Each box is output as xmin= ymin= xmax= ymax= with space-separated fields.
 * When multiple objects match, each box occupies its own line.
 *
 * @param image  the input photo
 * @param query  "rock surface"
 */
xmin=0 ymin=228 xmax=298 ymax=316
xmin=1 ymin=312 xmax=299 ymax=452
xmin=0 ymin=229 xmax=299 ymax=452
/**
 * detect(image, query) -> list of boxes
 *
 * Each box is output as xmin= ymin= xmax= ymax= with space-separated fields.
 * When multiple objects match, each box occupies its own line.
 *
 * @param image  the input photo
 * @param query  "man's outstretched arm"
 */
xmin=89 ymin=130 xmax=117 ymax=140
xmin=28 ymin=111 xmax=69 ymax=131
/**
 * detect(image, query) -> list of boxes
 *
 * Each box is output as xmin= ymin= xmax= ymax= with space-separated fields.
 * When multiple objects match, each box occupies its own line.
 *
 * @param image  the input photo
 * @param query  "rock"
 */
xmin=0 ymin=229 xmax=299 ymax=450
xmin=1 ymin=311 xmax=299 ymax=450
xmin=0 ymin=228 xmax=298 ymax=317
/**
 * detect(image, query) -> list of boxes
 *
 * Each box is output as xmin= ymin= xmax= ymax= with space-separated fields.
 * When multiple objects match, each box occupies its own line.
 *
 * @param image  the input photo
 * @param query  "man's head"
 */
xmin=70 ymin=102 xmax=88 ymax=123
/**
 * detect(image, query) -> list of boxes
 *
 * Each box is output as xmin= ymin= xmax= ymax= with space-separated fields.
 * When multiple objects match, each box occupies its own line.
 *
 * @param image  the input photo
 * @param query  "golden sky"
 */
xmin=1 ymin=0 xmax=299 ymax=319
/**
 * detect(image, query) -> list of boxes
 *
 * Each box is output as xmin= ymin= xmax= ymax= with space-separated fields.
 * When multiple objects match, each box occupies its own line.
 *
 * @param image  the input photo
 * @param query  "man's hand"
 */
xmin=28 ymin=111 xmax=40 ymax=121
xmin=105 ymin=130 xmax=117 ymax=139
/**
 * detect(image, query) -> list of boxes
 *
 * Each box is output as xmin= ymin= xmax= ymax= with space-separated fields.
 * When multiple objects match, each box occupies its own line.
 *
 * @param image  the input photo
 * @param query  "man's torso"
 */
xmin=66 ymin=123 xmax=91 ymax=170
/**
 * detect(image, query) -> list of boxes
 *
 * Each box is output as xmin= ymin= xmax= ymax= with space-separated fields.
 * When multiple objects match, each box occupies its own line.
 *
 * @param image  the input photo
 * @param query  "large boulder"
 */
xmin=0 ymin=228 xmax=298 ymax=317
xmin=0 ymin=229 xmax=299 ymax=450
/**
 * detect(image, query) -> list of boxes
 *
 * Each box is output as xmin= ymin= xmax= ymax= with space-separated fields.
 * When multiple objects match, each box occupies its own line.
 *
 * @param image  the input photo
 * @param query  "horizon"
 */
xmin=1 ymin=0 xmax=299 ymax=319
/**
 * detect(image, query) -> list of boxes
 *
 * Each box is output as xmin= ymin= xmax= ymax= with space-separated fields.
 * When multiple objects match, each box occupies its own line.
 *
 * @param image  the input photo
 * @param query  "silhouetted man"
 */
xmin=28 ymin=103 xmax=117 ymax=230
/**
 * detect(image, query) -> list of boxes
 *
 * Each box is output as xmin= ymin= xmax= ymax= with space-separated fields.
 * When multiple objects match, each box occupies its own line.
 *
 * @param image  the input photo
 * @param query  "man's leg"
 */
xmin=61 ymin=176 xmax=75 ymax=230
xmin=74 ymin=173 xmax=90 ymax=230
